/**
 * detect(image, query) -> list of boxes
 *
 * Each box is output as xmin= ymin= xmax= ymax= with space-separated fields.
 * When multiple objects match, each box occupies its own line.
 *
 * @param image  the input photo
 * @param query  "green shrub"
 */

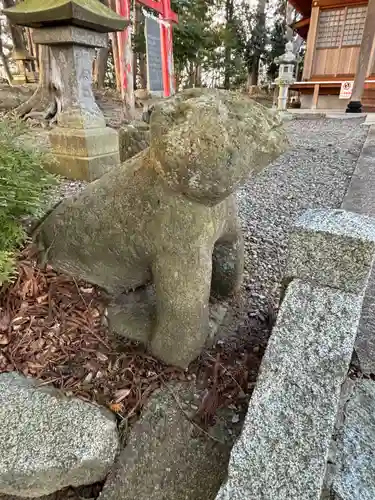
xmin=0 ymin=119 xmax=56 ymax=284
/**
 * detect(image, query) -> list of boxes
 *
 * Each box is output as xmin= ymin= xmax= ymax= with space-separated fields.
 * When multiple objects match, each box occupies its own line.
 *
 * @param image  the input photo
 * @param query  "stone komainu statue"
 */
xmin=35 ymin=89 xmax=288 ymax=368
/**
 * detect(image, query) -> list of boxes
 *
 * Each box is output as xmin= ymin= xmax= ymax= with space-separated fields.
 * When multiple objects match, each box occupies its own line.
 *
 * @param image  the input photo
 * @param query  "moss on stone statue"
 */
xmin=3 ymin=0 xmax=128 ymax=32
xmin=34 ymin=89 xmax=288 ymax=368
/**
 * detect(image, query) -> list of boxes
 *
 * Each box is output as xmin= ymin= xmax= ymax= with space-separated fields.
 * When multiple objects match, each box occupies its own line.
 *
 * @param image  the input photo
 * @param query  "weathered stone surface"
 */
xmin=3 ymin=0 xmax=129 ymax=33
xmin=0 ymin=372 xmax=118 ymax=498
xmin=286 ymin=209 xmax=375 ymax=293
xmin=150 ymin=88 xmax=287 ymax=206
xmin=332 ymin=380 xmax=375 ymax=500
xmin=354 ymin=265 xmax=375 ymax=375
xmin=217 ymin=280 xmax=363 ymax=500
xmin=342 ymin=126 xmax=375 ymax=218
xmin=49 ymin=127 xmax=120 ymax=181
xmin=341 ymin=126 xmax=375 ymax=374
xmin=320 ymin=378 xmax=356 ymax=500
xmin=118 ymin=121 xmax=150 ymax=162
xmin=34 ymin=89 xmax=287 ymax=368
xmin=50 ymin=45 xmax=106 ymax=130
xmin=105 ymin=289 xmax=227 ymax=346
xmin=99 ymin=383 xmax=234 ymax=500
xmin=52 ymin=150 xmax=120 ymax=181
xmin=45 ymin=42 xmax=119 ymax=179
xmin=33 ymin=26 xmax=108 ymax=48
xmin=49 ymin=127 xmax=118 ymax=157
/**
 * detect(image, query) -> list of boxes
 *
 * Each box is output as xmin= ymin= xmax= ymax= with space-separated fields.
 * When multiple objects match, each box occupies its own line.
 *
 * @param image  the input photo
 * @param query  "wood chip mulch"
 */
xmin=0 ymin=245 xmax=267 ymax=425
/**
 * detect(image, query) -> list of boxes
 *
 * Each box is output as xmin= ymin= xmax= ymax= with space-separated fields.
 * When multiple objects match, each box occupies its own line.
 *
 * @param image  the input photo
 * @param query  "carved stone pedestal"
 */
xmin=49 ymin=126 xmax=120 ymax=181
xmin=33 ymin=26 xmax=120 ymax=180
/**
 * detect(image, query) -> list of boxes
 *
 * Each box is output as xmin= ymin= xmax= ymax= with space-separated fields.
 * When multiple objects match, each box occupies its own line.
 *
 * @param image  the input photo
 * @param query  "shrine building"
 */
xmin=290 ymin=0 xmax=375 ymax=110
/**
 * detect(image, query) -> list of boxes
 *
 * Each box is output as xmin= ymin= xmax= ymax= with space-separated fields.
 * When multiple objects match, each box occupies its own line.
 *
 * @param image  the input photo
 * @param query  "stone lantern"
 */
xmin=4 ymin=0 xmax=129 ymax=181
xmin=274 ymin=40 xmax=296 ymax=111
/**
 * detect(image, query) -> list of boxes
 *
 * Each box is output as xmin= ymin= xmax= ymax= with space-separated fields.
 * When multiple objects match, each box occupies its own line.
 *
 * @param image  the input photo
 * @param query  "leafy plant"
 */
xmin=0 ymin=118 xmax=56 ymax=284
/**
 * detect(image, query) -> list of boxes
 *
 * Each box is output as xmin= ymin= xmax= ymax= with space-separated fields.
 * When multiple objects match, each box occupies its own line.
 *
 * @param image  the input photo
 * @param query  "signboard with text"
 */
xmin=339 ymin=81 xmax=353 ymax=99
xmin=145 ymin=16 xmax=164 ymax=93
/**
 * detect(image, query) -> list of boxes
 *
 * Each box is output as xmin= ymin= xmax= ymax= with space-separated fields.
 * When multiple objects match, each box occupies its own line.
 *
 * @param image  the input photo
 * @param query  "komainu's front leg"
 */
xmin=211 ymin=226 xmax=244 ymax=299
xmin=150 ymin=246 xmax=213 ymax=368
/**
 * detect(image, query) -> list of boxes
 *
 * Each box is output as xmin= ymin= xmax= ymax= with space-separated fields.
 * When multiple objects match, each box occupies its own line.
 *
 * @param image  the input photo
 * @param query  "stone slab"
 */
xmin=341 ymin=126 xmax=375 ymax=373
xmin=332 ymin=380 xmax=375 ymax=500
xmin=216 ymin=279 xmax=363 ymax=500
xmin=33 ymin=26 xmax=108 ymax=48
xmin=51 ymin=150 xmax=120 ymax=181
xmin=99 ymin=383 xmax=234 ymax=500
xmin=342 ymin=126 xmax=375 ymax=217
xmin=286 ymin=209 xmax=375 ymax=293
xmin=0 ymin=372 xmax=118 ymax=498
xmin=118 ymin=122 xmax=150 ymax=163
xmin=49 ymin=127 xmax=119 ymax=158
xmin=354 ymin=264 xmax=375 ymax=374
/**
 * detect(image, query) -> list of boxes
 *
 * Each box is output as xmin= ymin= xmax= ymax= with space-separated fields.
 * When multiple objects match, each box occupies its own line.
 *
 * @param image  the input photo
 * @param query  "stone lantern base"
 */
xmin=49 ymin=127 xmax=120 ymax=181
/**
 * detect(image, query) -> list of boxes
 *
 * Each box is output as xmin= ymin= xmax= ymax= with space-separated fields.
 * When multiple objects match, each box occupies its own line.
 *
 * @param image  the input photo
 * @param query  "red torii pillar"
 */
xmin=116 ymin=0 xmax=178 ymax=101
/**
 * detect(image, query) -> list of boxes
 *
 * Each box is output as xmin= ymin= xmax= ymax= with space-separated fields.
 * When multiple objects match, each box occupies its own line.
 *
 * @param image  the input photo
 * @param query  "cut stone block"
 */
xmin=354 ymin=265 xmax=375 ymax=374
xmin=49 ymin=127 xmax=119 ymax=158
xmin=332 ymin=380 xmax=375 ymax=500
xmin=0 ymin=372 xmax=118 ymax=498
xmin=99 ymin=382 xmax=234 ymax=500
xmin=33 ymin=25 xmax=108 ymax=48
xmin=342 ymin=126 xmax=375 ymax=218
xmin=341 ymin=126 xmax=375 ymax=374
xmin=216 ymin=279 xmax=363 ymax=500
xmin=286 ymin=209 xmax=375 ymax=293
xmin=118 ymin=121 xmax=150 ymax=163
xmin=49 ymin=127 xmax=119 ymax=180
xmin=52 ymin=150 xmax=120 ymax=181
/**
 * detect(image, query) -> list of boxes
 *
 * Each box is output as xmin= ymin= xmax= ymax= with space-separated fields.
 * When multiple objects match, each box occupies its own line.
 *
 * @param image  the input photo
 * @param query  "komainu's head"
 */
xmin=149 ymin=88 xmax=288 ymax=206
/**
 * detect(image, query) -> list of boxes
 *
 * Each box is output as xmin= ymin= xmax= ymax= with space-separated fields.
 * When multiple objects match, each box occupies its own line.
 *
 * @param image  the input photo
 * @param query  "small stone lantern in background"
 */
xmin=274 ymin=40 xmax=296 ymax=111
xmin=4 ymin=0 xmax=129 ymax=181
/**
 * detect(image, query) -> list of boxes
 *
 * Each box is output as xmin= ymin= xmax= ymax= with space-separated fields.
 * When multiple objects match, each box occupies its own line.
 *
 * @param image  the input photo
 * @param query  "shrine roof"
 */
xmin=289 ymin=0 xmax=312 ymax=17
xmin=3 ymin=0 xmax=129 ymax=33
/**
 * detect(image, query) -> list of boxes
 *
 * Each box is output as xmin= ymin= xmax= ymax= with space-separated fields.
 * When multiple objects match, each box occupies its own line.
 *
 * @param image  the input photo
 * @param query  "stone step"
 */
xmin=216 ymin=209 xmax=375 ymax=500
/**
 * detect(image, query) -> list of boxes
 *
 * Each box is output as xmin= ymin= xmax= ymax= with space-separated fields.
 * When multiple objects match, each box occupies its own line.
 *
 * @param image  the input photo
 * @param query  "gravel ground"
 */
xmin=238 ymin=117 xmax=368 ymax=320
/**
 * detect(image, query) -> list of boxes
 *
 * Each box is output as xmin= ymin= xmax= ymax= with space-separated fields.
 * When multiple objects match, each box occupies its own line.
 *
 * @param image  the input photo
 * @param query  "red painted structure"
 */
xmin=115 ymin=0 xmax=178 ymax=98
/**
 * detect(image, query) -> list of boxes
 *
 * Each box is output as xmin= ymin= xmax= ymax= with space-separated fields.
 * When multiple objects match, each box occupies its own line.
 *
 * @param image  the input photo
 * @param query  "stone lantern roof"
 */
xmin=277 ymin=41 xmax=297 ymax=66
xmin=3 ymin=0 xmax=129 ymax=33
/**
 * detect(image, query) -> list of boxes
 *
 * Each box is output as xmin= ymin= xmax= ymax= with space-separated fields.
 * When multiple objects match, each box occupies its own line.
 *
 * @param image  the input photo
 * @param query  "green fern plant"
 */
xmin=0 ymin=119 xmax=56 ymax=284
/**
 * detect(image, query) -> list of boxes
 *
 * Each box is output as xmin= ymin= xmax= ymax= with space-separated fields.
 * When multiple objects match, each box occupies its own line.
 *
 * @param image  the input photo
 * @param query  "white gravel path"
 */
xmin=238 ymin=117 xmax=368 ymax=320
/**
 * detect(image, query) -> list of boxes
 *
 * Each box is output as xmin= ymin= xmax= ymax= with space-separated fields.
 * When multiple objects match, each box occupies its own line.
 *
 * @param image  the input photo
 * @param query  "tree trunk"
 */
xmin=0 ymin=21 xmax=13 ymax=85
xmin=95 ymin=0 xmax=109 ymax=89
xmin=250 ymin=54 xmax=259 ymax=86
xmin=224 ymin=0 xmax=234 ymax=89
xmin=13 ymin=44 xmax=61 ymax=123
xmin=195 ymin=63 xmax=202 ymax=87
xmin=3 ymin=0 xmax=27 ymax=54
xmin=249 ymin=0 xmax=268 ymax=87
xmin=139 ymin=52 xmax=147 ymax=89
xmin=95 ymin=39 xmax=109 ymax=89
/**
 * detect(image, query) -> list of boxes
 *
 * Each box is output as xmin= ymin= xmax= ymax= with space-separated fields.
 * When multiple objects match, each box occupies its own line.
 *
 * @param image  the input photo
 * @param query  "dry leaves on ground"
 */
xmin=0 ymin=245 xmax=267 ymax=424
